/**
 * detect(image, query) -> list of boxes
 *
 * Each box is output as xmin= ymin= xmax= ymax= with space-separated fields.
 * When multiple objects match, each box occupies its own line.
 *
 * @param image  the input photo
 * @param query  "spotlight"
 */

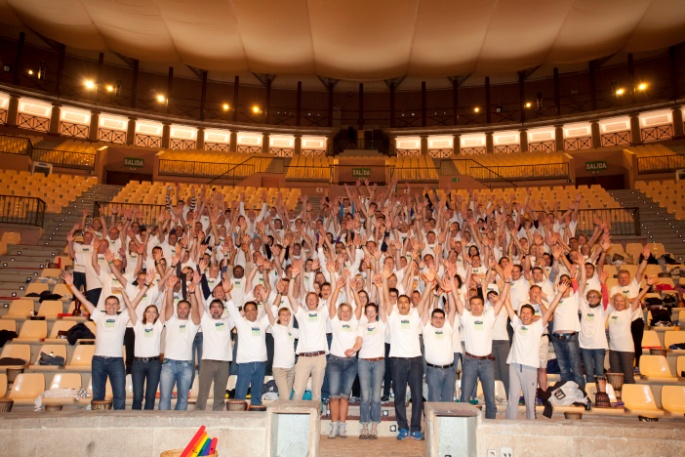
xmin=637 ymin=82 xmax=648 ymax=91
xmin=84 ymin=79 xmax=96 ymax=90
xmin=222 ymin=103 xmax=230 ymax=111
xmin=474 ymin=107 xmax=480 ymax=113
xmin=106 ymin=84 xmax=115 ymax=93
xmin=615 ymin=88 xmax=625 ymax=96
xmin=156 ymin=94 xmax=167 ymax=103
xmin=525 ymin=102 xmax=532 ymax=109
xmin=252 ymin=105 xmax=261 ymax=114
xmin=27 ymin=69 xmax=34 ymax=75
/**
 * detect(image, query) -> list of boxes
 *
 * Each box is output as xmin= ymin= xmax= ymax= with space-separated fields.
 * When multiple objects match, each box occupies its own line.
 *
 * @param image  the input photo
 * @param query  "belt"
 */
xmin=134 ymin=356 xmax=159 ymax=362
xmin=93 ymin=355 xmax=123 ymax=360
xmin=427 ymin=362 xmax=454 ymax=369
xmin=298 ymin=351 xmax=326 ymax=357
xmin=465 ymin=352 xmax=495 ymax=361
xmin=552 ymin=332 xmax=577 ymax=340
xmin=361 ymin=357 xmax=384 ymax=362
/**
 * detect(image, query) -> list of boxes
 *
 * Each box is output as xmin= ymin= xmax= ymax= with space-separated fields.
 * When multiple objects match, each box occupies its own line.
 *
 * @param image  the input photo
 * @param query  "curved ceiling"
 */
xmin=1 ymin=0 xmax=685 ymax=81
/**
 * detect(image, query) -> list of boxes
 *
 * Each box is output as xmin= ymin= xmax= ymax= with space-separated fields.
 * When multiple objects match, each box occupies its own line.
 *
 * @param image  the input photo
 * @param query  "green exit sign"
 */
xmin=351 ymin=167 xmax=371 ymax=177
xmin=451 ymin=177 xmax=459 ymax=183
xmin=585 ymin=160 xmax=607 ymax=173
xmin=124 ymin=157 xmax=144 ymax=168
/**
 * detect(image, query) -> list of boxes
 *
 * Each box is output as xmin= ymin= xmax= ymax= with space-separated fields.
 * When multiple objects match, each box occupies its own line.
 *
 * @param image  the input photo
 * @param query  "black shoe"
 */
xmin=381 ymin=396 xmax=389 ymax=402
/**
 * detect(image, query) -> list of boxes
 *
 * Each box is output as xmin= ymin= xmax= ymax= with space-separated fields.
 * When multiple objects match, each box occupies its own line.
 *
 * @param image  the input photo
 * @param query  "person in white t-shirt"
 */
xmin=159 ymin=275 xmax=201 ymax=411
xmin=193 ymin=273 xmax=234 ymax=411
xmin=450 ymin=264 xmax=511 ymax=420
xmin=118 ymin=276 xmax=160 ymax=410
xmin=579 ymin=271 xmax=610 ymax=385
xmin=263 ymin=280 xmax=297 ymax=401
xmin=324 ymin=275 xmax=363 ymax=439
xmin=62 ymin=271 xmax=128 ymax=410
xmin=608 ymin=279 xmax=652 ymax=385
xmin=503 ymin=281 xmax=567 ymax=420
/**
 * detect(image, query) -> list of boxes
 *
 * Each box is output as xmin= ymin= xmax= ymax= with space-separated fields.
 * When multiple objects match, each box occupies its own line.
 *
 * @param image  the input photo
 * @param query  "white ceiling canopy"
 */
xmin=1 ymin=0 xmax=684 ymax=81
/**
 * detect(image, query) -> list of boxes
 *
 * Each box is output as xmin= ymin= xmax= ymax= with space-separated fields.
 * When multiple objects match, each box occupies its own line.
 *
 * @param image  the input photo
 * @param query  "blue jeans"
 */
xmin=235 ymin=361 xmax=266 ymax=405
xmin=461 ymin=355 xmax=496 ymax=419
xmin=580 ymin=348 xmax=605 ymax=384
xmin=358 ymin=358 xmax=384 ymax=424
xmin=392 ymin=356 xmax=423 ymax=432
xmin=426 ymin=364 xmax=457 ymax=402
xmin=551 ymin=333 xmax=585 ymax=390
xmin=91 ymin=356 xmax=126 ymax=410
xmin=159 ymin=359 xmax=193 ymax=410
xmin=320 ymin=333 xmax=333 ymax=401
xmin=191 ymin=332 xmax=203 ymax=386
xmin=326 ymin=355 xmax=357 ymax=399
xmin=131 ymin=358 xmax=161 ymax=410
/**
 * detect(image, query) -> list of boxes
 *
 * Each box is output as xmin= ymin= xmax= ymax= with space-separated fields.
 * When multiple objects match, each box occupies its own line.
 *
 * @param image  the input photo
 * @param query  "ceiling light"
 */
xmin=84 ymin=79 xmax=96 ymax=90
xmin=156 ymin=94 xmax=166 ymax=103
xmin=615 ymin=88 xmax=625 ymax=96
xmin=637 ymin=82 xmax=648 ymax=91
xmin=27 ymin=69 xmax=34 ymax=75
xmin=222 ymin=103 xmax=230 ymax=111
xmin=525 ymin=102 xmax=532 ymax=108
xmin=474 ymin=107 xmax=480 ymax=113
xmin=105 ymin=84 xmax=114 ymax=92
xmin=252 ymin=105 xmax=261 ymax=114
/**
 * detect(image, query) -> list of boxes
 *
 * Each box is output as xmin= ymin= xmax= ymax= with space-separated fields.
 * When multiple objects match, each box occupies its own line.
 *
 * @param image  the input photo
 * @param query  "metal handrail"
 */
xmin=207 ymin=155 xmax=271 ymax=185
xmin=0 ymin=195 xmax=46 ymax=227
xmin=468 ymin=162 xmax=569 ymax=182
xmin=159 ymin=158 xmax=256 ymax=184
xmin=636 ymin=153 xmax=685 ymax=174
xmin=31 ymin=147 xmax=96 ymax=171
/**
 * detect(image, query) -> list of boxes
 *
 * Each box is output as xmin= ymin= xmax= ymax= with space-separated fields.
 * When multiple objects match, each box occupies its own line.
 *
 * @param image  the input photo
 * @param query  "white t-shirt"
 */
xmin=72 ymin=242 xmax=92 ymax=274
xmin=357 ymin=320 xmax=386 ymax=359
xmin=228 ymin=304 xmax=270 ymax=363
xmin=330 ymin=315 xmax=359 ymax=358
xmin=610 ymin=280 xmax=641 ymax=321
xmin=200 ymin=311 xmax=233 ymax=362
xmin=294 ymin=306 xmax=329 ymax=354
xmin=451 ymin=314 xmax=463 ymax=354
xmin=488 ymin=301 xmax=509 ymax=342
xmin=387 ymin=308 xmax=422 ymax=358
xmin=579 ymin=302 xmax=608 ymax=350
xmin=423 ymin=322 xmax=454 ymax=366
xmin=270 ymin=324 xmax=298 ymax=369
xmin=553 ymin=292 xmax=581 ymax=332
xmin=133 ymin=319 xmax=164 ymax=357
xmin=164 ymin=315 xmax=200 ymax=361
xmin=92 ymin=310 xmax=128 ymax=357
xmin=461 ymin=308 xmax=496 ymax=356
xmin=607 ymin=306 xmax=634 ymax=352
xmin=507 ymin=317 xmax=545 ymax=368
xmin=509 ymin=277 xmax=530 ymax=311
xmin=97 ymin=271 xmax=125 ymax=311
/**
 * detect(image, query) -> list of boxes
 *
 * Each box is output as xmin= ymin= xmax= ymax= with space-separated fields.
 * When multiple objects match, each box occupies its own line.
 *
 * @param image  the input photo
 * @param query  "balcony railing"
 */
xmin=575 ymin=207 xmax=640 ymax=237
xmin=158 ymin=159 xmax=256 ymax=183
xmin=0 ymin=134 xmax=33 ymax=156
xmin=31 ymin=148 xmax=96 ymax=171
xmin=59 ymin=121 xmax=90 ymax=139
xmin=468 ymin=162 xmax=570 ymax=183
xmin=17 ymin=113 xmax=50 ymax=133
xmin=0 ymin=195 xmax=46 ymax=227
xmin=636 ymin=154 xmax=685 ymax=174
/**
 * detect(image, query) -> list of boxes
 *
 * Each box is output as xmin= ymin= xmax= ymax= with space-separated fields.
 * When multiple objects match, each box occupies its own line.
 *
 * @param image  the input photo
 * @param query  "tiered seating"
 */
xmin=32 ymin=139 xmax=99 ymax=169
xmin=285 ymin=154 xmax=332 ymax=181
xmin=109 ymin=181 xmax=300 ymax=212
xmin=626 ymin=143 xmax=685 ymax=173
xmin=388 ymin=155 xmax=439 ymax=182
xmin=0 ymin=134 xmax=41 ymax=154
xmin=454 ymin=151 xmax=569 ymax=181
xmin=157 ymin=150 xmax=272 ymax=178
xmin=8 ymin=372 xmax=45 ymax=406
xmin=636 ymin=180 xmax=685 ymax=220
xmin=0 ymin=170 xmax=97 ymax=213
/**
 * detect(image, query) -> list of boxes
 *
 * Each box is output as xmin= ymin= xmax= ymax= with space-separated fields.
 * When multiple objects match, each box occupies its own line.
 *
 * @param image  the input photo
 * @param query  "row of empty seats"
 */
xmin=453 ymin=151 xmax=570 ymax=182
xmin=626 ymin=143 xmax=685 ymax=174
xmin=286 ymin=154 xmax=332 ymax=181
xmin=157 ymin=150 xmax=272 ymax=179
xmin=636 ymin=180 xmax=685 ymax=220
xmin=388 ymin=155 xmax=439 ymax=182
xmin=0 ymin=134 xmax=42 ymax=155
xmin=0 ymin=170 xmax=97 ymax=213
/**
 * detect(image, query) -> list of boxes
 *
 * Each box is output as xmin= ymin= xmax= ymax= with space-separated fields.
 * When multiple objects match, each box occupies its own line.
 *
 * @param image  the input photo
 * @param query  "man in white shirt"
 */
xmin=159 ymin=275 xmax=201 ymax=410
xmin=451 ymin=268 xmax=511 ymax=419
xmin=193 ymin=280 xmax=234 ymax=411
xmin=422 ymin=293 xmax=457 ymax=403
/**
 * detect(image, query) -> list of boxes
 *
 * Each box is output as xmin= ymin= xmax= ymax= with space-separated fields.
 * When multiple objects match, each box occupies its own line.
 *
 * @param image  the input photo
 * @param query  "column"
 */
xmin=294 ymin=134 xmax=302 ymax=155
xmin=453 ymin=134 xmax=461 ymax=156
xmin=196 ymin=127 xmax=205 ymax=150
xmin=126 ymin=118 xmax=136 ymax=146
xmin=554 ymin=125 xmax=564 ymax=151
xmin=6 ymin=96 xmax=19 ymax=127
xmin=326 ymin=136 xmax=333 ymax=156
xmin=49 ymin=105 xmax=61 ymax=135
xmin=262 ymin=132 xmax=270 ymax=154
xmin=161 ymin=123 xmax=171 ymax=149
xmin=420 ymin=135 xmax=428 ymax=155
xmin=89 ymin=112 xmax=100 ymax=142
xmin=672 ymin=107 xmax=684 ymax=138
xmin=229 ymin=130 xmax=238 ymax=152
xmin=591 ymin=121 xmax=601 ymax=149
xmin=519 ymin=129 xmax=529 ymax=153
xmin=629 ymin=114 xmax=641 ymax=146
xmin=485 ymin=132 xmax=494 ymax=154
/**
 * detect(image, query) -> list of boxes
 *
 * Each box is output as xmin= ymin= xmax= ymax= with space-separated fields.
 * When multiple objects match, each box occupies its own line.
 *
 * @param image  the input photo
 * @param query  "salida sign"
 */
xmin=585 ymin=161 xmax=607 ymax=173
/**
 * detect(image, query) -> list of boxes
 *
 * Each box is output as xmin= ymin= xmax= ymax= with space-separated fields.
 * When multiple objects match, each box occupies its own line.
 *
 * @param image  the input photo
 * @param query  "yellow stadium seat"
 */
xmin=24 ymin=282 xmax=49 ymax=296
xmin=639 ymin=355 xmax=676 ymax=380
xmin=45 ymin=320 xmax=76 ymax=343
xmin=16 ymin=320 xmax=48 ymax=341
xmin=2 ymin=299 xmax=35 ymax=319
xmin=0 ymin=373 xmax=6 ymax=397
xmin=40 ymin=268 xmax=62 ymax=278
xmin=664 ymin=331 xmax=685 ymax=351
xmin=8 ymin=373 xmax=45 ymax=405
xmin=677 ymin=356 xmax=685 ymax=378
xmin=48 ymin=372 xmax=82 ymax=390
xmin=661 ymin=386 xmax=685 ymax=414
xmin=37 ymin=300 xmax=63 ymax=318
xmin=0 ymin=344 xmax=31 ymax=365
xmin=66 ymin=344 xmax=95 ymax=370
xmin=641 ymin=330 xmax=662 ymax=348
xmin=622 ymin=384 xmax=665 ymax=416
xmin=1 ymin=232 xmax=21 ymax=245
xmin=31 ymin=344 xmax=67 ymax=370
xmin=0 ymin=319 xmax=17 ymax=333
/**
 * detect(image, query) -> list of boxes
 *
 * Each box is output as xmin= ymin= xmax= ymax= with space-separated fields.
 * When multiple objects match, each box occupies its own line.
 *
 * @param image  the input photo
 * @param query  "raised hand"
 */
xmin=62 ymin=271 xmax=74 ymax=286
xmin=557 ymin=279 xmax=571 ymax=294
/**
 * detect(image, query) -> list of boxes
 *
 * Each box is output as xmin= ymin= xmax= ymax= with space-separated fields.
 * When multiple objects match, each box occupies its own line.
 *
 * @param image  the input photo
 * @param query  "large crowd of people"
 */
xmin=62 ymin=180 xmax=660 ymax=440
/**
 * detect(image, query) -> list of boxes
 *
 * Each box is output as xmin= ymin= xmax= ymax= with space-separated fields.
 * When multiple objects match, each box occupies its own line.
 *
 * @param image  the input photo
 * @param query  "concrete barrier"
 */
xmin=266 ymin=400 xmax=320 ymax=457
xmin=424 ymin=402 xmax=480 ymax=457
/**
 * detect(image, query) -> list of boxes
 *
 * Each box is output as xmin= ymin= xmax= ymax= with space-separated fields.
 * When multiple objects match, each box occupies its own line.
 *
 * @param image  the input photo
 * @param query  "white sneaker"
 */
xmin=338 ymin=422 xmax=347 ymax=438
xmin=328 ymin=421 xmax=338 ymax=439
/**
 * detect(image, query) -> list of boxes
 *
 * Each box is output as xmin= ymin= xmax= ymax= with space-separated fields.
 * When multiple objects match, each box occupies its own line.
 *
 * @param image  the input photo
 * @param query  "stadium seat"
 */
xmin=52 ymin=284 xmax=73 ymax=298
xmin=641 ymin=330 xmax=662 ymax=348
xmin=37 ymin=300 xmax=63 ymax=318
xmin=2 ymin=299 xmax=35 ymax=319
xmin=16 ymin=319 xmax=48 ymax=341
xmin=31 ymin=344 xmax=67 ymax=370
xmin=664 ymin=331 xmax=685 ymax=351
xmin=1 ymin=232 xmax=21 ymax=245
xmin=676 ymin=356 xmax=685 ymax=378
xmin=0 ymin=373 xmax=7 ymax=397
xmin=40 ymin=268 xmax=62 ymax=279
xmin=63 ymin=301 xmax=88 ymax=322
xmin=622 ymin=384 xmax=664 ymax=416
xmin=9 ymin=373 xmax=45 ymax=406
xmin=48 ymin=373 xmax=82 ymax=390
xmin=44 ymin=320 xmax=76 ymax=343
xmin=639 ymin=355 xmax=677 ymax=380
xmin=78 ymin=378 xmax=113 ymax=405
xmin=0 ymin=344 xmax=31 ymax=366
xmin=65 ymin=345 xmax=95 ymax=370
xmin=0 ymin=319 xmax=17 ymax=333
xmin=660 ymin=386 xmax=685 ymax=414
xmin=25 ymin=282 xmax=49 ymax=296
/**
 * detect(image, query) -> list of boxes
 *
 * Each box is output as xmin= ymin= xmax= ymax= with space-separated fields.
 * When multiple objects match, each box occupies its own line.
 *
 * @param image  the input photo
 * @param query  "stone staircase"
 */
xmin=610 ymin=188 xmax=685 ymax=262
xmin=0 ymin=184 xmax=122 ymax=299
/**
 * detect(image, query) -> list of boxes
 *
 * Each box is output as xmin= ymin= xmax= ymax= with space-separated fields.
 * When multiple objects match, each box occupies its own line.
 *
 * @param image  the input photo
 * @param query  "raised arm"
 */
xmin=164 ymin=275 xmax=179 ymax=322
xmin=62 ymin=271 xmax=97 ymax=315
xmin=541 ymin=280 xmax=569 ymax=325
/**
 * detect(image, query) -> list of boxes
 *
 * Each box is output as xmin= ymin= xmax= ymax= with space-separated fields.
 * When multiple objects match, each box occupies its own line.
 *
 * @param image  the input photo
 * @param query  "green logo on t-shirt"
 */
xmin=400 ymin=320 xmax=410 ymax=330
